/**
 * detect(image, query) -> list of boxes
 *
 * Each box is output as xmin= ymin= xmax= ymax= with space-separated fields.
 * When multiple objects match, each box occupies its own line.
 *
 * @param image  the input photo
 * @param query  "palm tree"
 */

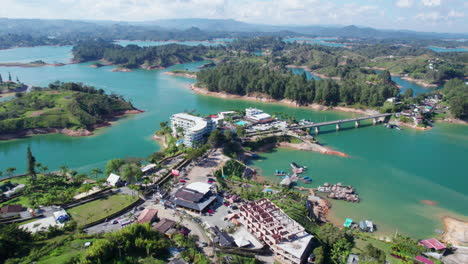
xmin=41 ymin=166 xmax=48 ymax=175
xmin=90 ymin=168 xmax=103 ymax=181
xmin=6 ymin=167 xmax=16 ymax=177
xmin=59 ymin=165 xmax=69 ymax=177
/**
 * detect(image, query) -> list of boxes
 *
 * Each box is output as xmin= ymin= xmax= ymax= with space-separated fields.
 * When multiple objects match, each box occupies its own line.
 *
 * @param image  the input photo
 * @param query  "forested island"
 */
xmin=72 ymin=41 xmax=227 ymax=69
xmin=0 ymin=82 xmax=140 ymax=139
xmin=196 ymin=61 xmax=399 ymax=108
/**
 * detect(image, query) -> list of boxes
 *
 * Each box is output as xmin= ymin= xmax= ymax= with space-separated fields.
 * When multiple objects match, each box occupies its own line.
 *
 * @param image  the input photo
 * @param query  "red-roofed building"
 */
xmin=415 ymin=255 xmax=434 ymax=264
xmin=137 ymin=209 xmax=158 ymax=224
xmin=419 ymin=238 xmax=446 ymax=252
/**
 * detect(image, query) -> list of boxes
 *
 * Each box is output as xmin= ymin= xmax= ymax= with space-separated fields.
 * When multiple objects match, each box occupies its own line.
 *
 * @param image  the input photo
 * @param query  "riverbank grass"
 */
xmin=67 ymin=194 xmax=138 ymax=226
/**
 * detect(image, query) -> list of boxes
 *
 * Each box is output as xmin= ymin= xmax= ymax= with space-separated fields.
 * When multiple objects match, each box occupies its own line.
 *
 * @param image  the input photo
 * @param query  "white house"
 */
xmin=107 ymin=173 xmax=123 ymax=187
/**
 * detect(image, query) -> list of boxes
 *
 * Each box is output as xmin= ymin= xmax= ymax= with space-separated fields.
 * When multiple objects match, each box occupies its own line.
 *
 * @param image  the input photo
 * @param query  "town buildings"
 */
xmin=239 ymin=198 xmax=314 ymax=264
xmin=170 ymin=113 xmax=215 ymax=147
xmin=245 ymin=107 xmax=273 ymax=123
xmin=172 ymin=182 xmax=217 ymax=213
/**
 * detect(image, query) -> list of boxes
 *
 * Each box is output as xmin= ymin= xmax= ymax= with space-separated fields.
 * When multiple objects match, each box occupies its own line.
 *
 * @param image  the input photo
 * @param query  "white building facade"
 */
xmin=170 ymin=113 xmax=215 ymax=147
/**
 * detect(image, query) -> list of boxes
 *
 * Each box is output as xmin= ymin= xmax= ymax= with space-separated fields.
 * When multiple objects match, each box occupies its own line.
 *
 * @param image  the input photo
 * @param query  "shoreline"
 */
xmin=437 ymin=118 xmax=468 ymax=125
xmin=190 ymin=84 xmax=378 ymax=115
xmin=163 ymin=71 xmax=197 ymax=78
xmin=363 ymin=66 xmax=438 ymax=88
xmin=0 ymin=109 xmax=143 ymax=140
xmin=286 ymin=65 xmax=340 ymax=80
xmin=442 ymin=216 xmax=468 ymax=246
xmin=277 ymin=141 xmax=349 ymax=157
xmin=152 ymin=133 xmax=168 ymax=148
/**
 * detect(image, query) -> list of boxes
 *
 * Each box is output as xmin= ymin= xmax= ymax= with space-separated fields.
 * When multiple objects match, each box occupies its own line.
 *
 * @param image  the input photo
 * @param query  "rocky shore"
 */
xmin=0 ymin=109 xmax=143 ymax=140
xmin=164 ymin=71 xmax=197 ymax=78
xmin=190 ymin=84 xmax=378 ymax=115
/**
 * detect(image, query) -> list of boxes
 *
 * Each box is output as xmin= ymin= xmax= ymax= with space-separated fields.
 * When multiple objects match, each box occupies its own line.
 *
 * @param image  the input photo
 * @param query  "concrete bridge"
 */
xmin=297 ymin=113 xmax=392 ymax=134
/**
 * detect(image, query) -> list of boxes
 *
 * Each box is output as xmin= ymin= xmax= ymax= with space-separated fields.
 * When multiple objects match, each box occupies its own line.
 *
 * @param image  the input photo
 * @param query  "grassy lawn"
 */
xmin=353 ymin=236 xmax=400 ymax=264
xmin=37 ymin=238 xmax=97 ymax=264
xmin=0 ymin=195 xmax=30 ymax=207
xmin=67 ymin=194 xmax=139 ymax=226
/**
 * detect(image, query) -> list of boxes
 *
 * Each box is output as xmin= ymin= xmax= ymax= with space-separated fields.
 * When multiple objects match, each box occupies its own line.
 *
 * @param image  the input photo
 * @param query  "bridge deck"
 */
xmin=298 ymin=113 xmax=392 ymax=128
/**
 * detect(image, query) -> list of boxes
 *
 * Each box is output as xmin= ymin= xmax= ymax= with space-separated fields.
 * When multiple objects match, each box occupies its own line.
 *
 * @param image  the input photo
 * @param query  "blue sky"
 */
xmin=1 ymin=0 xmax=467 ymax=33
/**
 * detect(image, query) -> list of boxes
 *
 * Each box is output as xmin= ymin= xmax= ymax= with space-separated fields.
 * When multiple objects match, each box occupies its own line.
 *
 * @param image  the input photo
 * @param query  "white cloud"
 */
xmin=415 ymin=11 xmax=441 ymax=21
xmin=421 ymin=0 xmax=441 ymax=7
xmin=447 ymin=10 xmax=464 ymax=18
xmin=396 ymin=0 xmax=413 ymax=8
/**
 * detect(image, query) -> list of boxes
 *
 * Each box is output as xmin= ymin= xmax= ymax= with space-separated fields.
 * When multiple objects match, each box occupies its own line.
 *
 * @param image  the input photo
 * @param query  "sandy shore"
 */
xmin=443 ymin=216 xmax=468 ymax=247
xmin=393 ymin=121 xmax=432 ymax=131
xmin=0 ymin=109 xmax=143 ymax=140
xmin=191 ymin=84 xmax=378 ymax=115
xmin=401 ymin=76 xmax=438 ymax=88
xmin=278 ymin=141 xmax=349 ymax=157
xmin=164 ymin=72 xmax=197 ymax=78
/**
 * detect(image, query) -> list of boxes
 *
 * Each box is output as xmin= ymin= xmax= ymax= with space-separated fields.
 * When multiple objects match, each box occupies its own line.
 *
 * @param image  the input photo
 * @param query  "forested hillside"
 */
xmin=196 ymin=62 xmax=399 ymax=107
xmin=0 ymin=82 xmax=136 ymax=134
xmin=72 ymin=41 xmax=227 ymax=68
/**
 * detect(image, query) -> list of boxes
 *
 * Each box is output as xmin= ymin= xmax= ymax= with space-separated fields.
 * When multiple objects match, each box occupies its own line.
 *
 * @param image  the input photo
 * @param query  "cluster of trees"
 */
xmin=72 ymin=41 xmax=226 ymax=68
xmin=197 ymin=62 xmax=399 ymax=107
xmin=0 ymin=34 xmax=73 ymax=49
xmin=105 ymin=158 xmax=144 ymax=184
xmin=228 ymin=36 xmax=287 ymax=52
xmin=0 ymin=82 xmax=135 ymax=133
xmin=80 ymin=224 xmax=170 ymax=264
xmin=442 ymin=78 xmax=468 ymax=119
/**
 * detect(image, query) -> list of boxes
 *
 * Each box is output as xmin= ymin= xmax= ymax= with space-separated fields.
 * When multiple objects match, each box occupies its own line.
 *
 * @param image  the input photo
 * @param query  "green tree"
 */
xmin=403 ymin=88 xmax=414 ymax=98
xmin=0 ymin=73 xmax=3 ymax=84
xmin=207 ymin=129 xmax=224 ymax=147
xmin=5 ymin=167 xmax=16 ymax=177
xmin=26 ymin=146 xmax=37 ymax=181
xmin=105 ymin=159 xmax=124 ymax=175
xmin=60 ymin=165 xmax=69 ymax=177
xmin=120 ymin=163 xmax=142 ymax=184
xmin=8 ymin=72 xmax=11 ymax=82
xmin=90 ymin=168 xmax=103 ymax=180
xmin=313 ymin=246 xmax=325 ymax=264
xmin=331 ymin=238 xmax=353 ymax=264
xmin=361 ymin=243 xmax=386 ymax=264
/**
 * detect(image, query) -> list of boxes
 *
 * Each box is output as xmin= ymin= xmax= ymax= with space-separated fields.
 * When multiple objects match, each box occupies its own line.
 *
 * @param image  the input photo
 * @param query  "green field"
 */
xmin=67 ymin=194 xmax=139 ymax=226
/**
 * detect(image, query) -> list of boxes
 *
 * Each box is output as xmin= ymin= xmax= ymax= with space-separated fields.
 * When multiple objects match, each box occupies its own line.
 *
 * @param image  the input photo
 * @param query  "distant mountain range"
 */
xmin=1 ymin=18 xmax=467 ymax=40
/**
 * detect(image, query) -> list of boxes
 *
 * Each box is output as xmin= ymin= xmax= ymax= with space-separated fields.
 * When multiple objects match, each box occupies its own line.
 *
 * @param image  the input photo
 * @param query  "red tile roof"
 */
xmin=420 ymin=238 xmax=446 ymax=251
xmin=415 ymin=256 xmax=434 ymax=264
xmin=137 ymin=209 xmax=158 ymax=224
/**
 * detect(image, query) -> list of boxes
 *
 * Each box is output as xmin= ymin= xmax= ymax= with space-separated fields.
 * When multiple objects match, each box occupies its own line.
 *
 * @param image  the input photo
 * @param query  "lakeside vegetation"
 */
xmin=196 ymin=61 xmax=399 ymax=107
xmin=0 ymin=73 xmax=27 ymax=94
xmin=0 ymin=82 xmax=136 ymax=135
xmin=72 ymin=41 xmax=227 ymax=69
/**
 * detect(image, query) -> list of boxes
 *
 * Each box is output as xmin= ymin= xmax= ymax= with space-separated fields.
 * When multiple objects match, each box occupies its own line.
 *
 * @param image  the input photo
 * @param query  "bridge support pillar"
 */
xmin=355 ymin=120 xmax=360 ymax=128
xmin=336 ymin=123 xmax=341 ymax=131
xmin=373 ymin=118 xmax=378 ymax=125
xmin=315 ymin=127 xmax=320 ymax=134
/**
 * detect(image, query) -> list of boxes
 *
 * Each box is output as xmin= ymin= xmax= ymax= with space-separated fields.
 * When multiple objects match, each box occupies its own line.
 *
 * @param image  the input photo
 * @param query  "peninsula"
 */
xmin=0 ymin=82 xmax=141 ymax=139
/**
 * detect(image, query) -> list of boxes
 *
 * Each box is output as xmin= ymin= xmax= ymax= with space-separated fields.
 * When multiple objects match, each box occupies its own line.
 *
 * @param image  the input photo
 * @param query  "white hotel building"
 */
xmin=170 ymin=113 xmax=215 ymax=147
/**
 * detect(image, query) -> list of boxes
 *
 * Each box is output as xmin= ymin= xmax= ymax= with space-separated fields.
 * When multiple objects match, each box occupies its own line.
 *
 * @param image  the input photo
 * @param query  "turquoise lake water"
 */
xmin=0 ymin=45 xmax=466 ymax=238
xmin=427 ymin=46 xmax=468 ymax=52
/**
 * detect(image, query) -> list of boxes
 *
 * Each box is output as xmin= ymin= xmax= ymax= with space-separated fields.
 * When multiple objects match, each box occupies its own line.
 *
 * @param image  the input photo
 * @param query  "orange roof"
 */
xmin=137 ymin=209 xmax=158 ymax=224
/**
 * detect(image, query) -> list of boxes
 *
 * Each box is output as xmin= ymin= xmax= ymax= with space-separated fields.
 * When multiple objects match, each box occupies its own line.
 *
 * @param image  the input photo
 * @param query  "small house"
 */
xmin=106 ymin=173 xmax=123 ymax=187
xmin=419 ymin=238 xmax=446 ymax=253
xmin=141 ymin=164 xmax=157 ymax=175
xmin=137 ymin=208 xmax=158 ymax=224
xmin=415 ymin=255 xmax=434 ymax=264
xmin=0 ymin=204 xmax=25 ymax=218
xmin=153 ymin=218 xmax=176 ymax=237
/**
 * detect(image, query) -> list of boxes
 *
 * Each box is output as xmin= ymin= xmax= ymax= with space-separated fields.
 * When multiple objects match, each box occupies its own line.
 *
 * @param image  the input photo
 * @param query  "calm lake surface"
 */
xmin=0 ymin=44 xmax=466 ymax=238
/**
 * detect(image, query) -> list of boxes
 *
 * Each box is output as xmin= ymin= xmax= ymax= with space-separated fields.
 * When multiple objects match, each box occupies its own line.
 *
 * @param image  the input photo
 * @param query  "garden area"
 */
xmin=67 ymin=194 xmax=139 ymax=226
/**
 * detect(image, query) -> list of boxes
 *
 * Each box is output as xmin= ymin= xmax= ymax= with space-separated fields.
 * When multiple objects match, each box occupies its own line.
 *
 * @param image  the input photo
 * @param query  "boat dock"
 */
xmin=317 ymin=182 xmax=360 ymax=202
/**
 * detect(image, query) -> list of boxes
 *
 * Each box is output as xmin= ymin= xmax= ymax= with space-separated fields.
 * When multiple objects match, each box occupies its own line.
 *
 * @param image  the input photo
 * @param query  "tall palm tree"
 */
xmin=59 ymin=165 xmax=69 ymax=177
xmin=90 ymin=168 xmax=103 ymax=180
xmin=6 ymin=167 xmax=16 ymax=177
